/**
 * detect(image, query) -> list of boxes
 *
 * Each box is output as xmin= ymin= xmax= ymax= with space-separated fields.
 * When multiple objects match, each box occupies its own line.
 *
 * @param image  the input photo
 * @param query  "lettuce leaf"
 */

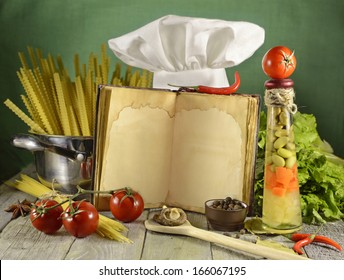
xmin=254 ymin=111 xmax=344 ymax=224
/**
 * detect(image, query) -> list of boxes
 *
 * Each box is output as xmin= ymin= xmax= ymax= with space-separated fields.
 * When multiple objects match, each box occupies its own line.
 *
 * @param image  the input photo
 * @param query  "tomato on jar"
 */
xmin=262 ymin=46 xmax=297 ymax=79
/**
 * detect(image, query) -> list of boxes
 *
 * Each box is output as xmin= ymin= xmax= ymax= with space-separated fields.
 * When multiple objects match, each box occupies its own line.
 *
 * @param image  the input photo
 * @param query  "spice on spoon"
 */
xmin=153 ymin=206 xmax=187 ymax=226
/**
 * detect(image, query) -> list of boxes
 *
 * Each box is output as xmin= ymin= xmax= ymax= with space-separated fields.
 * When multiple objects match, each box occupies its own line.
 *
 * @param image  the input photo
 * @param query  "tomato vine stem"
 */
xmin=33 ymin=185 xmax=127 ymax=216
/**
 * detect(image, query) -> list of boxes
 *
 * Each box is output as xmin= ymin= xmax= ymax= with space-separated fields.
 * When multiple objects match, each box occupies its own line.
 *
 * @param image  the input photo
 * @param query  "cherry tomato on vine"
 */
xmin=262 ymin=46 xmax=297 ymax=79
xmin=109 ymin=188 xmax=144 ymax=223
xmin=62 ymin=200 xmax=99 ymax=238
xmin=30 ymin=199 xmax=63 ymax=234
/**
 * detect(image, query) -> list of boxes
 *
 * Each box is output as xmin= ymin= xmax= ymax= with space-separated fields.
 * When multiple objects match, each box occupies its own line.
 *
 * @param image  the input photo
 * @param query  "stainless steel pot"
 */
xmin=12 ymin=133 xmax=94 ymax=195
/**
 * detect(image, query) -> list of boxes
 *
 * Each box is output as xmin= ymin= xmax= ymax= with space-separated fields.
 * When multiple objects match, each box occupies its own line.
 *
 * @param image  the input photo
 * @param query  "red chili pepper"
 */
xmin=291 ymin=233 xmax=342 ymax=251
xmin=196 ymin=71 xmax=241 ymax=95
xmin=293 ymin=234 xmax=315 ymax=255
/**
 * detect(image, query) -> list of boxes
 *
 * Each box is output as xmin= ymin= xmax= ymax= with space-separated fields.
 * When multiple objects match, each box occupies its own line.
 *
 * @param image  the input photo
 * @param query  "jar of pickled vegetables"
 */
xmin=262 ymin=79 xmax=302 ymax=232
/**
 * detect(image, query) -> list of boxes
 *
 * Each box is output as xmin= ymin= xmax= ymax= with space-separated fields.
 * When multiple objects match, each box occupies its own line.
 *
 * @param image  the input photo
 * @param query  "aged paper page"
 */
xmin=166 ymin=93 xmax=250 ymax=212
xmin=98 ymin=87 xmax=176 ymax=208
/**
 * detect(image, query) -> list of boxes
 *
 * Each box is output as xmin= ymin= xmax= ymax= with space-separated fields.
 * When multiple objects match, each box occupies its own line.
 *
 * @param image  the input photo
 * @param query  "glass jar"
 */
xmin=262 ymin=79 xmax=302 ymax=232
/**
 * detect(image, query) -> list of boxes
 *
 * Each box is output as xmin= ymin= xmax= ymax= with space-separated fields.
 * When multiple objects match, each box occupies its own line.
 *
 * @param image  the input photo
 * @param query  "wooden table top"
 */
xmin=1 ymin=165 xmax=343 ymax=260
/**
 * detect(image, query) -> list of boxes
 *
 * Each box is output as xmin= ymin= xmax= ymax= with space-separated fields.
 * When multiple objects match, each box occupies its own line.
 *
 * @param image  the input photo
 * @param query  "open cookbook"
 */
xmin=92 ymin=86 xmax=260 ymax=213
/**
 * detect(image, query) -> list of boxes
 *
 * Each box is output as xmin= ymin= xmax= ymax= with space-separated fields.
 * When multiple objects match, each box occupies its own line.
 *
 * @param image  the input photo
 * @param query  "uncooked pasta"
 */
xmin=4 ymin=44 xmax=153 ymax=136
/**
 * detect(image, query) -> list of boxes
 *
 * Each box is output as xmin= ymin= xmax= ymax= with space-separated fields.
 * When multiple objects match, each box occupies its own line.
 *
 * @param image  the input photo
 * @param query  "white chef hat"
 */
xmin=108 ymin=15 xmax=265 ymax=89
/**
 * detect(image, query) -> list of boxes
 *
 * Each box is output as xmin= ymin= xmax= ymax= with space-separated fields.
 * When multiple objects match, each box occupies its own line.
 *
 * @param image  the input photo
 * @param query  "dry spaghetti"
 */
xmin=5 ymin=44 xmax=153 ymax=136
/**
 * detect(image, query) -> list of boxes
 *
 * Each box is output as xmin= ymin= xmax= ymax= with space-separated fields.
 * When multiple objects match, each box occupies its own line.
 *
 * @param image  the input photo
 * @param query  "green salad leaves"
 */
xmin=254 ymin=111 xmax=344 ymax=224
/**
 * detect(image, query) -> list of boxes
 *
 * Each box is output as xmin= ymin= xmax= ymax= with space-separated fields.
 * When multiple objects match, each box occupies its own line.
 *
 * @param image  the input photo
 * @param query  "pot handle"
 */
xmin=11 ymin=134 xmax=86 ymax=161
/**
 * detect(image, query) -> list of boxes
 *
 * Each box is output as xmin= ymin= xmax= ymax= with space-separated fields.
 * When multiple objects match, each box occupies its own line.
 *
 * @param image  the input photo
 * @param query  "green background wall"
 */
xmin=0 ymin=0 xmax=343 ymax=182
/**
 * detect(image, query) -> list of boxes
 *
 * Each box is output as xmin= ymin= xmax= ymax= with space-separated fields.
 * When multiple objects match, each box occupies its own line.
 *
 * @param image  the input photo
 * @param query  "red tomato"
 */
xmin=109 ymin=188 xmax=144 ymax=223
xmin=262 ymin=46 xmax=297 ymax=79
xmin=30 ymin=199 xmax=63 ymax=234
xmin=62 ymin=201 xmax=99 ymax=238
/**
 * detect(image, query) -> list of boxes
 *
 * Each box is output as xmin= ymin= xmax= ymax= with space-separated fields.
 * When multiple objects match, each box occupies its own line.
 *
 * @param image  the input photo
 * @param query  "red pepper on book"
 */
xmin=172 ymin=71 xmax=240 ymax=95
xmin=197 ymin=71 xmax=241 ymax=95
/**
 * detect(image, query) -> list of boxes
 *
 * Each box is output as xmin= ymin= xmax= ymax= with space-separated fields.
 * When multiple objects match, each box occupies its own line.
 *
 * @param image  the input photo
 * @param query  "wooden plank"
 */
xmin=65 ymin=211 xmax=148 ymax=260
xmin=0 ymin=164 xmax=74 ymax=260
xmin=212 ymin=224 xmax=344 ymax=260
xmin=0 ymin=210 xmax=148 ymax=260
xmin=1 ymin=165 xmax=343 ymax=260
xmin=0 ymin=185 xmax=35 ymax=230
xmin=0 ymin=164 xmax=148 ymax=260
xmin=0 ymin=216 xmax=74 ymax=259
xmin=0 ymin=164 xmax=37 ymax=231
xmin=142 ymin=210 xmax=212 ymax=260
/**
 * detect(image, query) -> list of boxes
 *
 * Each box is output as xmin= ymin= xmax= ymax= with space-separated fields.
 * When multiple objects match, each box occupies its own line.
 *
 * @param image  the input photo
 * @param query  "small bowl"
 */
xmin=205 ymin=198 xmax=248 ymax=231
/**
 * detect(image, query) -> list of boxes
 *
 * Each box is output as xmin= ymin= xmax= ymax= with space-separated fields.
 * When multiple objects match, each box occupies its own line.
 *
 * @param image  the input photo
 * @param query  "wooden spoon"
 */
xmin=144 ymin=219 xmax=309 ymax=260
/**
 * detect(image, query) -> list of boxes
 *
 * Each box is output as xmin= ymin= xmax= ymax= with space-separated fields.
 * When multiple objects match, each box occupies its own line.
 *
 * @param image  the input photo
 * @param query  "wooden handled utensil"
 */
xmin=144 ymin=219 xmax=309 ymax=260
